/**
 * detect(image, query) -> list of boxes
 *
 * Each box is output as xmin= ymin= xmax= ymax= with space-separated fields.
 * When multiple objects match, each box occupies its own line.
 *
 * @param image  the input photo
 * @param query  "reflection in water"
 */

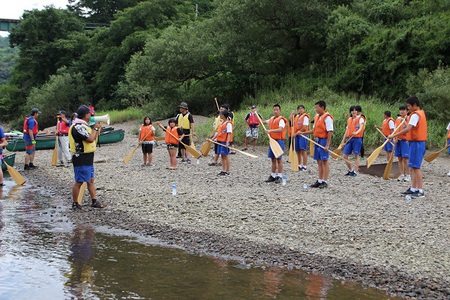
xmin=0 ymin=185 xmax=396 ymax=300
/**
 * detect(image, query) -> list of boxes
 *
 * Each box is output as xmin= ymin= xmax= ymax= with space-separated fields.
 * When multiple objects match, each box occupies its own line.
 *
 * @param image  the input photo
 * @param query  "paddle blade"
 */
xmin=383 ymin=156 xmax=394 ymax=180
xmin=77 ymin=182 xmax=86 ymax=205
xmin=366 ymin=143 xmax=385 ymax=168
xmin=424 ymin=148 xmax=446 ymax=163
xmin=290 ymin=150 xmax=298 ymax=172
xmin=269 ymin=137 xmax=284 ymax=158
xmin=184 ymin=142 xmax=202 ymax=159
xmin=5 ymin=163 xmax=26 ymax=185
xmin=124 ymin=146 xmax=139 ymax=164
xmin=201 ymin=141 xmax=211 ymax=156
xmin=52 ymin=147 xmax=58 ymax=166
xmin=331 ymin=148 xmax=342 ymax=160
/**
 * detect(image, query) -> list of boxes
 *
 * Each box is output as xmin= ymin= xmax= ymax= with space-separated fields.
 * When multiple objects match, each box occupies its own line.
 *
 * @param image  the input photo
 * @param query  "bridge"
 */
xmin=0 ymin=18 xmax=109 ymax=32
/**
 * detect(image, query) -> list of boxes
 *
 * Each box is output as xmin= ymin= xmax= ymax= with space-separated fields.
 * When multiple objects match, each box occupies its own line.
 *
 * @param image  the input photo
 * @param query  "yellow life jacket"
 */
xmin=177 ymin=112 xmax=191 ymax=130
xmin=68 ymin=123 xmax=96 ymax=154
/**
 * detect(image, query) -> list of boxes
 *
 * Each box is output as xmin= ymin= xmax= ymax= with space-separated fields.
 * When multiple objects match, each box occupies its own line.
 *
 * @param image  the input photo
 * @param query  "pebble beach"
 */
xmin=14 ymin=118 xmax=450 ymax=299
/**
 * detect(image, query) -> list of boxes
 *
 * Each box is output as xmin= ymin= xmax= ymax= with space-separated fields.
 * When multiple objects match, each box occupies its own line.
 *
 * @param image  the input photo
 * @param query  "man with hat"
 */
xmin=69 ymin=105 xmax=104 ymax=210
xmin=23 ymin=108 xmax=40 ymax=170
xmin=176 ymin=102 xmax=195 ymax=162
xmin=56 ymin=110 xmax=72 ymax=166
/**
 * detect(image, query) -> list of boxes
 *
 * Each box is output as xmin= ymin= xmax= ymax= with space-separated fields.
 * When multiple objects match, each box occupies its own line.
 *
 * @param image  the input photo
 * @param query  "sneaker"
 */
xmin=447 ymin=171 xmax=450 ymax=176
xmin=404 ymin=175 xmax=411 ymax=182
xmin=208 ymin=162 xmax=218 ymax=166
xmin=24 ymin=164 xmax=30 ymax=170
xmin=241 ymin=147 xmax=248 ymax=151
xmin=181 ymin=158 xmax=186 ymax=162
xmin=72 ymin=202 xmax=82 ymax=210
xmin=186 ymin=159 xmax=191 ymax=164
xmin=401 ymin=188 xmax=415 ymax=195
xmin=397 ymin=174 xmax=405 ymax=181
xmin=274 ymin=176 xmax=282 ymax=184
xmin=302 ymin=166 xmax=307 ymax=171
xmin=349 ymin=171 xmax=357 ymax=177
xmin=230 ymin=151 xmax=236 ymax=155
xmin=217 ymin=171 xmax=227 ymax=176
xmin=344 ymin=171 xmax=352 ymax=176
xmin=411 ymin=191 xmax=425 ymax=198
xmin=29 ymin=163 xmax=37 ymax=169
xmin=319 ymin=182 xmax=328 ymax=189
xmin=265 ymin=176 xmax=276 ymax=182
xmin=310 ymin=181 xmax=321 ymax=188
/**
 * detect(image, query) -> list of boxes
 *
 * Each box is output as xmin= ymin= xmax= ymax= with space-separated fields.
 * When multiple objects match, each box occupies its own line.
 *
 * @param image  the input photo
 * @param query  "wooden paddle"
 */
xmin=334 ymin=136 xmax=352 ymax=159
xmin=77 ymin=182 xmax=86 ymax=205
xmin=289 ymin=116 xmax=298 ymax=172
xmin=255 ymin=113 xmax=284 ymax=158
xmin=367 ymin=120 xmax=405 ymax=168
xmin=375 ymin=127 xmax=395 ymax=146
xmin=201 ymin=140 xmax=211 ymax=156
xmin=299 ymin=134 xmax=355 ymax=166
xmin=4 ymin=161 xmax=26 ymax=185
xmin=383 ymin=154 xmax=394 ymax=180
xmin=208 ymin=139 xmax=258 ymax=158
xmin=52 ymin=118 xmax=59 ymax=166
xmin=309 ymin=137 xmax=314 ymax=157
xmin=156 ymin=122 xmax=201 ymax=159
xmin=124 ymin=126 xmax=154 ymax=164
xmin=155 ymin=136 xmax=165 ymax=141
xmin=424 ymin=146 xmax=448 ymax=163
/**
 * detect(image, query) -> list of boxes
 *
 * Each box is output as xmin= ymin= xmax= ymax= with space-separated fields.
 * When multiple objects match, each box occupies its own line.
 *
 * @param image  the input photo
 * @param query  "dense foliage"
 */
xmin=0 ymin=0 xmax=449 ymax=131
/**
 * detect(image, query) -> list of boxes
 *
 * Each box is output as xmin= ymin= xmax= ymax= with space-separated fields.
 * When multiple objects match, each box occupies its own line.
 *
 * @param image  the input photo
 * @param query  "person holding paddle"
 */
xmin=388 ymin=96 xmax=427 ymax=198
xmin=0 ymin=125 xmax=8 ymax=186
xmin=176 ymin=102 xmax=195 ymax=163
xmin=394 ymin=105 xmax=411 ymax=182
xmin=375 ymin=111 xmax=395 ymax=163
xmin=209 ymin=110 xmax=233 ymax=175
xmin=304 ymin=101 xmax=334 ymax=189
xmin=69 ymin=105 xmax=105 ymax=210
xmin=291 ymin=104 xmax=310 ymax=171
xmin=208 ymin=110 xmax=222 ymax=166
xmin=163 ymin=119 xmax=184 ymax=170
xmin=138 ymin=116 xmax=156 ymax=166
xmin=341 ymin=106 xmax=365 ymax=177
xmin=263 ymin=104 xmax=288 ymax=183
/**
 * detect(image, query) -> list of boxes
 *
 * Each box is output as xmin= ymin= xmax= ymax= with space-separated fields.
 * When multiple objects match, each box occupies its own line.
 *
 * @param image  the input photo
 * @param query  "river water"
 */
xmin=0 ymin=181 xmax=395 ymax=299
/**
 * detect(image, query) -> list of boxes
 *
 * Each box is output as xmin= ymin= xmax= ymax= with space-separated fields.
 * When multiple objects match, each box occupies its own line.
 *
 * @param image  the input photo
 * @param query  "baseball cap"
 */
xmin=76 ymin=105 xmax=91 ymax=116
xmin=31 ymin=108 xmax=41 ymax=114
xmin=58 ymin=110 xmax=67 ymax=115
xmin=178 ymin=102 xmax=188 ymax=109
xmin=251 ymin=105 xmax=256 ymax=109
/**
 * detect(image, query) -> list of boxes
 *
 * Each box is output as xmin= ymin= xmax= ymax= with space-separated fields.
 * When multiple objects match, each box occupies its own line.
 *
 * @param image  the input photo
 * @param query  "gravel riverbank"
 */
xmin=14 ymin=119 xmax=450 ymax=299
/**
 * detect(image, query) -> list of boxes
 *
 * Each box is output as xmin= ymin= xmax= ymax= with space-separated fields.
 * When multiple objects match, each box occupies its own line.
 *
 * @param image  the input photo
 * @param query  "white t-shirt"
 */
xmin=409 ymin=114 xmax=420 ymax=127
xmin=225 ymin=122 xmax=233 ymax=133
xmin=265 ymin=117 xmax=286 ymax=128
xmin=302 ymin=116 xmax=310 ymax=126
xmin=388 ymin=119 xmax=395 ymax=130
xmin=325 ymin=116 xmax=334 ymax=132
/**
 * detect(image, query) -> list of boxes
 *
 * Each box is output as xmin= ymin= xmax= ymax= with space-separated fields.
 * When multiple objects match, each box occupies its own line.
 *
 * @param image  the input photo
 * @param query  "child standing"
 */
xmin=375 ymin=111 xmax=395 ymax=162
xmin=341 ymin=106 xmax=364 ymax=176
xmin=395 ymin=105 xmax=411 ymax=181
xmin=163 ymin=119 xmax=184 ymax=170
xmin=138 ymin=116 xmax=155 ymax=166
xmin=212 ymin=110 xmax=233 ymax=175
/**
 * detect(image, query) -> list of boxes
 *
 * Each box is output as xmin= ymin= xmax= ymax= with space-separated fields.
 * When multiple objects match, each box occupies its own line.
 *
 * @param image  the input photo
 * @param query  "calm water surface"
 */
xmin=0 ymin=181 xmax=395 ymax=299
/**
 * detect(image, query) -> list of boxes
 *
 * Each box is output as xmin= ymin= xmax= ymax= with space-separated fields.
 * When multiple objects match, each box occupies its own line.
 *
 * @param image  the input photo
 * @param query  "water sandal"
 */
xmin=72 ymin=202 xmax=82 ymax=210
xmin=91 ymin=201 xmax=105 ymax=208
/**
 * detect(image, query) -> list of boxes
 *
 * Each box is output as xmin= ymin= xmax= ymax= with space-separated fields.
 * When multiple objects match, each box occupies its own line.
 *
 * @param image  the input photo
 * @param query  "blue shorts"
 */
xmin=24 ymin=140 xmax=36 ymax=155
xmin=384 ymin=139 xmax=393 ymax=152
xmin=313 ymin=138 xmax=329 ymax=161
xmin=395 ymin=140 xmax=409 ymax=158
xmin=408 ymin=141 xmax=426 ymax=169
xmin=448 ymin=139 xmax=450 ymax=155
xmin=343 ymin=137 xmax=362 ymax=155
xmin=268 ymin=139 xmax=285 ymax=159
xmin=217 ymin=142 xmax=230 ymax=155
xmin=74 ymin=165 xmax=95 ymax=183
xmin=294 ymin=135 xmax=308 ymax=151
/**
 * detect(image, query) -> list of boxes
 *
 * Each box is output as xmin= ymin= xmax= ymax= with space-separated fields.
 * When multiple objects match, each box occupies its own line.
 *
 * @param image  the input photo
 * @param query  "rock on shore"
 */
xmin=16 ymin=120 xmax=450 ymax=299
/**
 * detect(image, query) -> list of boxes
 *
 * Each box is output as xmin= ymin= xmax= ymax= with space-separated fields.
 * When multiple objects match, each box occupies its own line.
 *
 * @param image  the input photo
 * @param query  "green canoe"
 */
xmin=5 ymin=128 xmax=125 ymax=152
xmin=1 ymin=153 xmax=16 ymax=172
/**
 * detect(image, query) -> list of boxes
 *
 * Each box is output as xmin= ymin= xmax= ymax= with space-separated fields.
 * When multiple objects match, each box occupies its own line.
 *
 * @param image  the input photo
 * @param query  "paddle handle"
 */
xmin=300 ymin=134 xmax=355 ymax=166
xmin=375 ymin=127 xmax=395 ymax=146
xmin=208 ymin=139 xmax=258 ymax=158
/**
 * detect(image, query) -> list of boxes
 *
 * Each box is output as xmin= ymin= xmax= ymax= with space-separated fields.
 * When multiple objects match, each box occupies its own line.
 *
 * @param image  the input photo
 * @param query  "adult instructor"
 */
xmin=176 ymin=102 xmax=195 ymax=163
xmin=69 ymin=105 xmax=105 ymax=210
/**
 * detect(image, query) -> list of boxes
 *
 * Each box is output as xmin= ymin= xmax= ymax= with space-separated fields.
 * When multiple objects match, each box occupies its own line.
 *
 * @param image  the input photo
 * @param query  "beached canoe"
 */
xmin=1 ymin=153 xmax=16 ymax=172
xmin=5 ymin=128 xmax=125 ymax=151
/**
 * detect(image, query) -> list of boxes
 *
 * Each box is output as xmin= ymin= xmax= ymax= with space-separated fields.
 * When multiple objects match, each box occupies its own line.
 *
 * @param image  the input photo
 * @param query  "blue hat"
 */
xmin=76 ymin=105 xmax=91 ymax=117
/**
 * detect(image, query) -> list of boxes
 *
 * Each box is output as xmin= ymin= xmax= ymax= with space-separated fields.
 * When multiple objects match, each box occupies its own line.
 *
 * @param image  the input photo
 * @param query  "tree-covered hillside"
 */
xmin=1 ymin=0 xmax=449 ymax=128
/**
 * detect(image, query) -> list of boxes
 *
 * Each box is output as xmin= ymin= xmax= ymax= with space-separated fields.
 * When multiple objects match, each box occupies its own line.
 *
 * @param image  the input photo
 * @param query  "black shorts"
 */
xmin=142 ymin=143 xmax=153 ymax=153
xmin=178 ymin=136 xmax=190 ymax=149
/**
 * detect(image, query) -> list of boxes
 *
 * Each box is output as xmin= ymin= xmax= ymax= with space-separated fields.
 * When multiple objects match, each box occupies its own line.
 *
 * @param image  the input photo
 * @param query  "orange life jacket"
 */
xmin=23 ymin=116 xmax=38 ymax=135
xmin=346 ymin=116 xmax=364 ymax=138
xmin=165 ymin=126 xmax=179 ymax=145
xmin=294 ymin=113 xmax=310 ymax=133
xmin=139 ymin=125 xmax=155 ymax=141
xmin=217 ymin=120 xmax=233 ymax=142
xmin=313 ymin=112 xmax=334 ymax=139
xmin=382 ymin=117 xmax=395 ymax=137
xmin=269 ymin=116 xmax=288 ymax=140
xmin=57 ymin=120 xmax=70 ymax=134
xmin=395 ymin=116 xmax=409 ymax=140
xmin=408 ymin=110 xmax=427 ymax=142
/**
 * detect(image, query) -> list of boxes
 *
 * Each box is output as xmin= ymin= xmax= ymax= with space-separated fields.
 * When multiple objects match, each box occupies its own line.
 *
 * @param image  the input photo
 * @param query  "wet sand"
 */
xmin=14 ymin=119 xmax=450 ymax=299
